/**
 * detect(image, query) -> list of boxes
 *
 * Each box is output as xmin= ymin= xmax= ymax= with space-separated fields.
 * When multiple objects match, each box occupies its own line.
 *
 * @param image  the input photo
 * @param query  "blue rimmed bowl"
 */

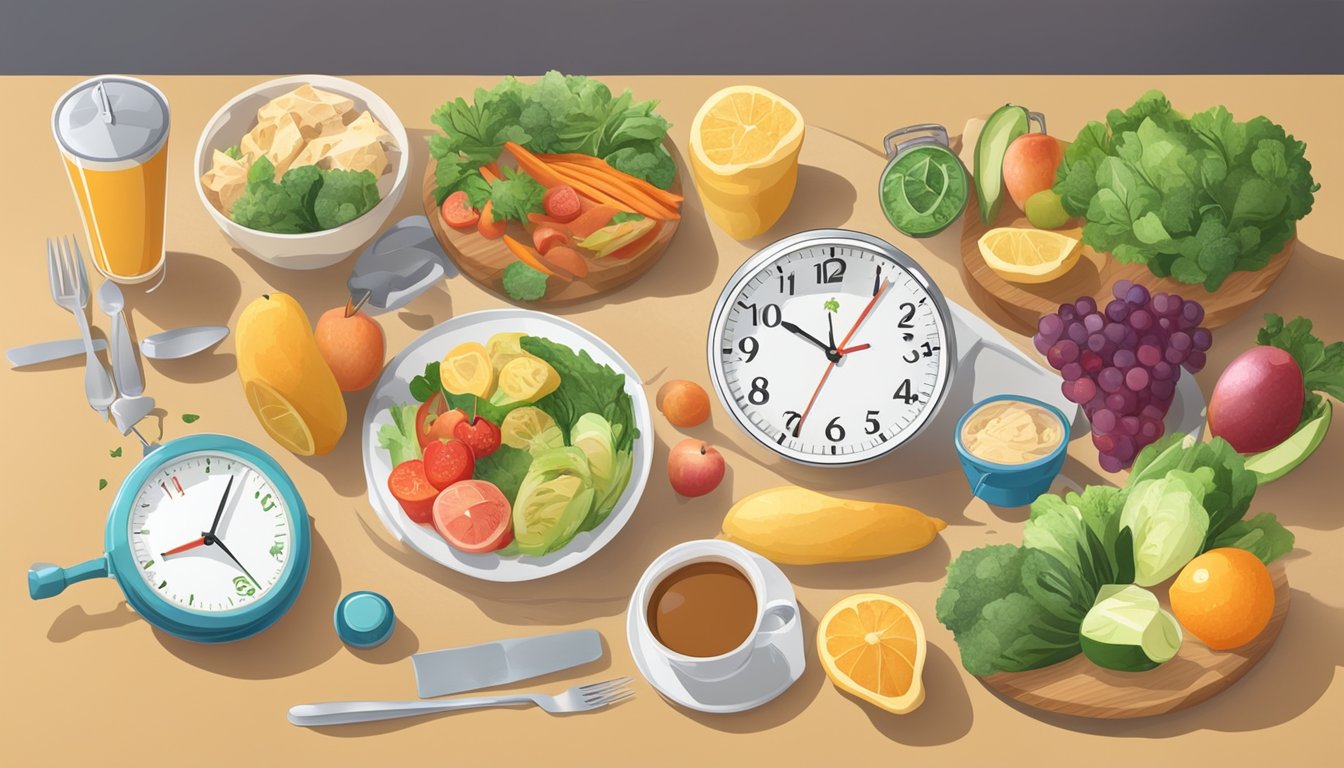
xmin=955 ymin=394 xmax=1070 ymax=507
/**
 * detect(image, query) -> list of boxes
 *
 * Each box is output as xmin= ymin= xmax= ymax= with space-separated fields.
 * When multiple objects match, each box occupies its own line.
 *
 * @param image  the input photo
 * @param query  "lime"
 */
xmin=1246 ymin=400 xmax=1332 ymax=483
xmin=1025 ymin=189 xmax=1070 ymax=229
xmin=1079 ymin=584 xmax=1182 ymax=672
xmin=880 ymin=145 xmax=969 ymax=237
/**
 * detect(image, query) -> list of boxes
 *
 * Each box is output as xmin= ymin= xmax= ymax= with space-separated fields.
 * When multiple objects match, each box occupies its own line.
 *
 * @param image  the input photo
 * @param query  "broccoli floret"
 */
xmin=502 ymin=261 xmax=548 ymax=301
xmin=935 ymin=544 xmax=1025 ymax=637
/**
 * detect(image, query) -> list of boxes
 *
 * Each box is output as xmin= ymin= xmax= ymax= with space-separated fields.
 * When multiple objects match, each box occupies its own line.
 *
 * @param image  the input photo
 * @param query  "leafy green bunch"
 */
xmin=1053 ymin=91 xmax=1318 ymax=291
xmin=937 ymin=435 xmax=1293 ymax=676
xmin=428 ymin=71 xmax=675 ymax=219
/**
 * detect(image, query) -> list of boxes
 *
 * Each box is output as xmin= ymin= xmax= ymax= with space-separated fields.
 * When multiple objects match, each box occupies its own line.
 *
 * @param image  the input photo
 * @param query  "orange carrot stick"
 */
xmin=503 ymin=141 xmax=567 ymax=189
xmin=538 ymin=153 xmax=683 ymax=206
xmin=503 ymin=234 xmax=559 ymax=278
xmin=550 ymin=162 xmax=679 ymax=220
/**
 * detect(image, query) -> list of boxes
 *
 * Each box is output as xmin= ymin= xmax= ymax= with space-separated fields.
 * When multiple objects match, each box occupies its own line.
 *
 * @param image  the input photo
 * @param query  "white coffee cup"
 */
xmin=633 ymin=539 xmax=798 ymax=682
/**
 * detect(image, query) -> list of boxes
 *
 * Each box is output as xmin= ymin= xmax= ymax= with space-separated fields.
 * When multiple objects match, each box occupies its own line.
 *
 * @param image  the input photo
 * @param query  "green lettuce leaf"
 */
xmin=520 ymin=336 xmax=639 ymax=452
xmin=473 ymin=444 xmax=532 ymax=502
xmin=377 ymin=404 xmax=421 ymax=466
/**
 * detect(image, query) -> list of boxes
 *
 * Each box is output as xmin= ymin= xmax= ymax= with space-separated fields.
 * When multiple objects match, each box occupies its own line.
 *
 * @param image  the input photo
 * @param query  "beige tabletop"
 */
xmin=2 ymin=76 xmax=1340 ymax=766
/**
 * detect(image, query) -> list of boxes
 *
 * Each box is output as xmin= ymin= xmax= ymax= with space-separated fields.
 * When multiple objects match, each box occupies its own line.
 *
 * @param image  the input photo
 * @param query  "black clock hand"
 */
xmin=827 ymin=313 xmax=836 ymax=349
xmin=780 ymin=321 xmax=839 ymax=362
xmin=209 ymin=535 xmax=261 ymax=589
xmin=206 ymin=474 xmax=236 ymax=538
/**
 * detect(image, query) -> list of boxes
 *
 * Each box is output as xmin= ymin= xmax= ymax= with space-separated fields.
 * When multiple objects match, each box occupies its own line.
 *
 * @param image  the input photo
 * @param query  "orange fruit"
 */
xmin=817 ymin=593 xmax=925 ymax=714
xmin=1169 ymin=548 xmax=1275 ymax=650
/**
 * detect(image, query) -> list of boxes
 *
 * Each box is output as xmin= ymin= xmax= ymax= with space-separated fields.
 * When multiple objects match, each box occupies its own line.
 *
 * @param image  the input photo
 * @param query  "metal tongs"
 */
xmin=346 ymin=216 xmax=455 ymax=314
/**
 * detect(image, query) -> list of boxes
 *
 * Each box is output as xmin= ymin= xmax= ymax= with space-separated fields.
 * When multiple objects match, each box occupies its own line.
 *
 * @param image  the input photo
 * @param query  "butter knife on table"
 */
xmin=412 ymin=629 xmax=603 ymax=698
xmin=8 ymin=338 xmax=107 ymax=368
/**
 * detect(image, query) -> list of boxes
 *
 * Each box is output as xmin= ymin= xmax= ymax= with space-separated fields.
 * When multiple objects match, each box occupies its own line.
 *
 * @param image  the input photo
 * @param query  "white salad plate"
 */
xmin=626 ymin=553 xmax=806 ymax=714
xmin=362 ymin=309 xmax=653 ymax=582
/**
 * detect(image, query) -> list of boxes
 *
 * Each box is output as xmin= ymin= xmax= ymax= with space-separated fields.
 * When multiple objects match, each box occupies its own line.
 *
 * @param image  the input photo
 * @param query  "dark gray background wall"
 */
xmin=2 ymin=0 xmax=1341 ymax=74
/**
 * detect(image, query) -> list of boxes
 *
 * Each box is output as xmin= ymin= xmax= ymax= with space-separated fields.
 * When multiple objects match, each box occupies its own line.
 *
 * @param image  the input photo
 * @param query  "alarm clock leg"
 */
xmin=27 ymin=556 xmax=110 ymax=599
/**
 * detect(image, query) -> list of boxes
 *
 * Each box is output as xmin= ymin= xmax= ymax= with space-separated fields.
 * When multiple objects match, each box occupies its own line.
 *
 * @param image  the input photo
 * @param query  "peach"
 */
xmin=1003 ymin=133 xmax=1065 ymax=211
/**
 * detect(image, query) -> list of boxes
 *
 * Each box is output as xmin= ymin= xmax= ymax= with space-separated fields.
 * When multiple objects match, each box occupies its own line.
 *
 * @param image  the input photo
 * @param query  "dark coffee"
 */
xmin=647 ymin=561 xmax=756 ymax=657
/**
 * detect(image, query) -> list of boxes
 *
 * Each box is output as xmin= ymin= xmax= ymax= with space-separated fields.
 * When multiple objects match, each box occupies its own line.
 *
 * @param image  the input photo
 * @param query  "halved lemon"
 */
xmin=244 ymin=380 xmax=315 ymax=456
xmin=690 ymin=85 xmax=804 ymax=175
xmin=491 ymin=356 xmax=561 ymax=406
xmin=500 ymin=407 xmax=565 ymax=455
xmin=818 ymin=593 xmax=926 ymax=714
xmin=440 ymin=342 xmax=494 ymax=397
xmin=978 ymin=227 xmax=1083 ymax=284
xmin=486 ymin=332 xmax=527 ymax=372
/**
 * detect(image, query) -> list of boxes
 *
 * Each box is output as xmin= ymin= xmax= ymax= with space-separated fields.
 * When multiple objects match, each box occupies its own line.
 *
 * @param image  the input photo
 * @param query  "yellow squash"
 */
xmin=720 ymin=486 xmax=946 ymax=564
xmin=236 ymin=293 xmax=347 ymax=456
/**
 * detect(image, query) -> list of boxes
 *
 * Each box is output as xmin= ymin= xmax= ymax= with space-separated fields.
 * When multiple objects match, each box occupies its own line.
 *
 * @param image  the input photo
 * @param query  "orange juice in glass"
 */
xmin=52 ymin=76 xmax=169 ymax=285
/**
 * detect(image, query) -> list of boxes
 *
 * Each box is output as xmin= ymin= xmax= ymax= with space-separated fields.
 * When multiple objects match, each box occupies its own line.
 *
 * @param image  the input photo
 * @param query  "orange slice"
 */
xmin=817 ymin=593 xmax=926 ymax=714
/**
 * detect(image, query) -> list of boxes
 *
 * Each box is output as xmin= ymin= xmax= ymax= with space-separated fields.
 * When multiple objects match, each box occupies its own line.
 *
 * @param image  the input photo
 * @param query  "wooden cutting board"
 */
xmin=982 ymin=561 xmax=1289 ymax=719
xmin=420 ymin=141 xmax=682 ymax=305
xmin=954 ymin=120 xmax=1294 ymax=336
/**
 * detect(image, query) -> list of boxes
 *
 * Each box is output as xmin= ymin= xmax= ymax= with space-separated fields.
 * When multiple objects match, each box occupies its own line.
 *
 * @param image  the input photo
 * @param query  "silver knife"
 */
xmin=412 ymin=629 xmax=603 ymax=698
xmin=8 ymin=338 xmax=107 ymax=368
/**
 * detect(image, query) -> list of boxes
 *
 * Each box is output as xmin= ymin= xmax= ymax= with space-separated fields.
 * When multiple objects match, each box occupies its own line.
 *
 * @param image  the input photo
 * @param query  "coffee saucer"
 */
xmin=626 ymin=553 xmax=805 ymax=714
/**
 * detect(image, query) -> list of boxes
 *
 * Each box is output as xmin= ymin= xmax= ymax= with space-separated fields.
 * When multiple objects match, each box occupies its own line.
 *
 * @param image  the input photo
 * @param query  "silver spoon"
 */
xmin=140 ymin=326 xmax=229 ymax=360
xmin=96 ymin=282 xmax=156 ymax=435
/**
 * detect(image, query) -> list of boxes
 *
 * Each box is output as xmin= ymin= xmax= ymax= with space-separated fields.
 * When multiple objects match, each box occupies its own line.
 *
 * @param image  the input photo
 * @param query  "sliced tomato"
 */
xmin=388 ymin=460 xmax=438 ymax=524
xmin=423 ymin=438 xmax=476 ymax=490
xmin=432 ymin=480 xmax=514 ymax=553
xmin=440 ymin=191 xmax=479 ymax=229
xmin=453 ymin=415 xmax=501 ymax=458
xmin=542 ymin=184 xmax=582 ymax=222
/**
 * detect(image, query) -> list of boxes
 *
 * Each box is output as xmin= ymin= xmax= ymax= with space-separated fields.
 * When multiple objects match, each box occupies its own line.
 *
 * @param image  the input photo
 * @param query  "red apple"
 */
xmin=668 ymin=439 xmax=725 ymax=497
xmin=1209 ymin=346 xmax=1305 ymax=453
xmin=1003 ymin=133 xmax=1065 ymax=211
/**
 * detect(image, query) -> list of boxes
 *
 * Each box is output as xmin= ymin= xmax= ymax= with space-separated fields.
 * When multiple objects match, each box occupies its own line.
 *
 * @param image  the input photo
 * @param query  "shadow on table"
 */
xmin=298 ymin=385 xmax=375 ymax=499
xmin=46 ymin=601 xmax=139 ymax=642
xmin=854 ymin=644 xmax=975 ymax=745
xmin=153 ymin=523 xmax=343 ymax=678
xmin=988 ymin=588 xmax=1342 ymax=736
xmin=349 ymin=618 xmax=420 ymax=666
xmin=130 ymin=252 xmax=243 ymax=331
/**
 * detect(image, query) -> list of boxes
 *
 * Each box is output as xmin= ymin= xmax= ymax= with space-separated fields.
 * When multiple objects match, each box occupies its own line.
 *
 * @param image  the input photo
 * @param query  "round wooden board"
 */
xmin=421 ymin=142 xmax=682 ymax=305
xmin=981 ymin=561 xmax=1289 ymax=720
xmin=954 ymin=121 xmax=1294 ymax=336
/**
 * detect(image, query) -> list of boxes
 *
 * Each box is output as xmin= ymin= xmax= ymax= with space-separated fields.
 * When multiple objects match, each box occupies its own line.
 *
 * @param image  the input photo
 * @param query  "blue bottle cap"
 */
xmin=334 ymin=591 xmax=395 ymax=648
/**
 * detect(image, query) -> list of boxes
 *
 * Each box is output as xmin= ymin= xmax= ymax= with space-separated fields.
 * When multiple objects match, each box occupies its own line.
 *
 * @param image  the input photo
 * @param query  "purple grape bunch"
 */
xmin=1033 ymin=281 xmax=1213 ymax=472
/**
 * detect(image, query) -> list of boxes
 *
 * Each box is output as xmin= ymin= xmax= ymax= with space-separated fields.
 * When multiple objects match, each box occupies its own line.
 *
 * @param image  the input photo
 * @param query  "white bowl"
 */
xmin=193 ymin=75 xmax=410 ymax=270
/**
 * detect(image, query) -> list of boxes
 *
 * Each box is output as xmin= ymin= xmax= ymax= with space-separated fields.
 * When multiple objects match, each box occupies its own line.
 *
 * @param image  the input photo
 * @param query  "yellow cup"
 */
xmin=53 ymin=77 xmax=170 ymax=285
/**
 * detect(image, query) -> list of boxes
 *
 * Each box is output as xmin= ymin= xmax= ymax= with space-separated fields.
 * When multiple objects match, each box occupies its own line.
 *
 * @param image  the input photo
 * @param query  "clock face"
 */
xmin=709 ymin=232 xmax=954 ymax=465
xmin=127 ymin=451 xmax=294 ymax=613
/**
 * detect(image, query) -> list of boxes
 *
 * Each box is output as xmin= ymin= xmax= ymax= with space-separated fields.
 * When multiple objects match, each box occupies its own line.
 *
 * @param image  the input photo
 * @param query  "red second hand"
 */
xmin=793 ymin=280 xmax=890 ymax=437
xmin=162 ymin=536 xmax=207 ymax=557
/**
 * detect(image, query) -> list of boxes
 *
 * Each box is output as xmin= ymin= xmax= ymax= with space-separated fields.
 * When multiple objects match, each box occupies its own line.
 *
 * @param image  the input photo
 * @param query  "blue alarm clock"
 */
xmin=28 ymin=434 xmax=310 ymax=643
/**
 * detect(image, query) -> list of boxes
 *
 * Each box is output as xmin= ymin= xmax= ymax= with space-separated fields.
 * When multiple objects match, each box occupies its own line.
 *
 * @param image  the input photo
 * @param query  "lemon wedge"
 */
xmin=244 ymin=380 xmax=316 ymax=456
xmin=818 ymin=593 xmax=926 ymax=714
xmin=978 ymin=227 xmax=1083 ymax=284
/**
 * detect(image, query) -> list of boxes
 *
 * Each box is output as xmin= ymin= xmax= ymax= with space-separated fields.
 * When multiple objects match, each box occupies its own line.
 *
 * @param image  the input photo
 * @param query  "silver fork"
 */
xmin=48 ymin=236 xmax=115 ymax=417
xmin=287 ymin=677 xmax=635 ymax=727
